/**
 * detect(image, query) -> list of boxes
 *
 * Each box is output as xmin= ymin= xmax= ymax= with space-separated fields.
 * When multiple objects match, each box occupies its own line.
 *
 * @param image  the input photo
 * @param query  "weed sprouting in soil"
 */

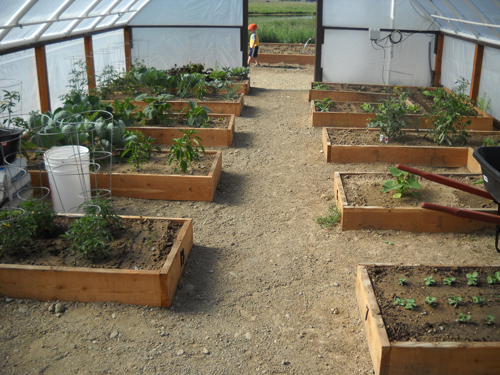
xmin=424 ymin=276 xmax=436 ymax=286
xmin=315 ymin=205 xmax=341 ymax=228
xmin=449 ymin=295 xmax=463 ymax=308
xmin=443 ymin=276 xmax=456 ymax=286
xmin=467 ymin=271 xmax=479 ymax=286
xmin=398 ymin=277 xmax=406 ymax=286
xmin=472 ymin=296 xmax=486 ymax=305
xmin=425 ymin=296 xmax=437 ymax=305
xmin=458 ymin=313 xmax=471 ymax=323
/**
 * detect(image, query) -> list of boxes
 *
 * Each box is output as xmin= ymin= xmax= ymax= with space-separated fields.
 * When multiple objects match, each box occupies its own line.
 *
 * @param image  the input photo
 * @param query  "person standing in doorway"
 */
xmin=248 ymin=23 xmax=259 ymax=67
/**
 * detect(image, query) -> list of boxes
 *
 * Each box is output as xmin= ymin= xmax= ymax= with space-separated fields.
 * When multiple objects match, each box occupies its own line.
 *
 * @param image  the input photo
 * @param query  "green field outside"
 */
xmin=248 ymin=16 xmax=316 ymax=44
xmin=249 ymin=2 xmax=316 ymax=15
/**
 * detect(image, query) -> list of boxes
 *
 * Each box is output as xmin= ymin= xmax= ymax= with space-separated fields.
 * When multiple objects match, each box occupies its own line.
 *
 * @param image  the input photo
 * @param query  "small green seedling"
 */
xmin=472 ymin=296 xmax=486 ymax=305
xmin=458 ymin=313 xmax=471 ymax=323
xmin=315 ymin=205 xmax=341 ymax=228
xmin=393 ymin=298 xmax=405 ymax=306
xmin=448 ymin=295 xmax=462 ymax=308
xmin=487 ymin=272 xmax=500 ymax=284
xmin=381 ymin=166 xmax=422 ymax=199
xmin=443 ymin=276 xmax=456 ymax=286
xmin=467 ymin=271 xmax=479 ymax=286
xmin=486 ymin=316 xmax=495 ymax=325
xmin=398 ymin=278 xmax=406 ymax=286
xmin=424 ymin=276 xmax=436 ymax=286
xmin=404 ymin=298 xmax=417 ymax=310
xmin=424 ymin=296 xmax=437 ymax=305
xmin=384 ymin=241 xmax=394 ymax=245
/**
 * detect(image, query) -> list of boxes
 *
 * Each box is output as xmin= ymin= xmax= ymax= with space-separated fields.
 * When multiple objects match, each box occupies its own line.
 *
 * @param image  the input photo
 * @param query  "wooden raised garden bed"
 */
xmin=308 ymin=83 xmax=434 ymax=102
xmin=333 ymin=171 xmax=496 ymax=233
xmin=229 ymin=78 xmax=250 ymax=95
xmin=0 ymin=216 xmax=193 ymax=308
xmin=30 ymin=150 xmax=222 ymax=202
xmin=257 ymin=43 xmax=315 ymax=65
xmin=320 ymin=127 xmax=500 ymax=173
xmin=357 ymin=263 xmax=500 ymax=375
xmin=105 ymin=95 xmax=244 ymax=117
xmin=311 ymin=101 xmax=494 ymax=130
xmin=127 ymin=114 xmax=235 ymax=147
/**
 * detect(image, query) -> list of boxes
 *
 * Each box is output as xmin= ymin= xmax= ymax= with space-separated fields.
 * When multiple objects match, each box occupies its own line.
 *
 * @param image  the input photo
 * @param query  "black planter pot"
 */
xmin=0 ymin=128 xmax=23 ymax=165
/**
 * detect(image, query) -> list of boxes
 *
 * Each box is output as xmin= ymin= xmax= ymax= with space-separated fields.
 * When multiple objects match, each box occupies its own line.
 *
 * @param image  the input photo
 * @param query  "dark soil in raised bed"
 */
xmin=341 ymin=173 xmax=493 ymax=209
xmin=327 ymin=128 xmax=495 ymax=148
xmin=315 ymin=100 xmax=426 ymax=115
xmin=0 ymin=217 xmax=180 ymax=270
xmin=367 ymin=265 xmax=500 ymax=342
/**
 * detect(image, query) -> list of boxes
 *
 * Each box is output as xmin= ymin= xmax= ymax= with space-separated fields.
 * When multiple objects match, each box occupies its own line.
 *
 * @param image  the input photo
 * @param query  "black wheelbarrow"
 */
xmin=396 ymin=146 xmax=500 ymax=253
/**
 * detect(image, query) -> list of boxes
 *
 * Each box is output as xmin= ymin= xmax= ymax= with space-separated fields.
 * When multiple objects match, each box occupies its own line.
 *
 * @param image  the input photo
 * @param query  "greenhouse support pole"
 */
xmin=84 ymin=36 xmax=96 ymax=90
xmin=470 ymin=43 xmax=484 ymax=102
xmin=314 ymin=0 xmax=324 ymax=82
xmin=434 ymin=33 xmax=444 ymax=86
xmin=242 ymin=0 xmax=249 ymax=67
xmin=124 ymin=27 xmax=132 ymax=70
xmin=35 ymin=46 xmax=50 ymax=113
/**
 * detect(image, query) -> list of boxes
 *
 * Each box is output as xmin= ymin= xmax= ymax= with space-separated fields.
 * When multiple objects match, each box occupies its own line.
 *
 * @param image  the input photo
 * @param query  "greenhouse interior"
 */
xmin=1 ymin=0 xmax=500 ymax=374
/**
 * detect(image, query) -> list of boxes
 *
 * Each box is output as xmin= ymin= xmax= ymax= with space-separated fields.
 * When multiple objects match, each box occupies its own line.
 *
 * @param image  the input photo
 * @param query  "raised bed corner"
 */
xmin=0 ymin=216 xmax=193 ymax=308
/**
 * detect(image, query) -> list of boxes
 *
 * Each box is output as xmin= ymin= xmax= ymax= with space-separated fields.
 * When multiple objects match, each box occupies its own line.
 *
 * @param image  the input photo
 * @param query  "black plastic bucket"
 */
xmin=473 ymin=146 xmax=500 ymax=203
xmin=0 ymin=128 xmax=22 ymax=165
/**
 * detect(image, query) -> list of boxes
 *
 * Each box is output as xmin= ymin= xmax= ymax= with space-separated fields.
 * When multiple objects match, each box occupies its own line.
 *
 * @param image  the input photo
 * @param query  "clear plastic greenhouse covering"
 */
xmin=0 ymin=0 xmax=152 ymax=51
xmin=129 ymin=0 xmax=244 ymax=69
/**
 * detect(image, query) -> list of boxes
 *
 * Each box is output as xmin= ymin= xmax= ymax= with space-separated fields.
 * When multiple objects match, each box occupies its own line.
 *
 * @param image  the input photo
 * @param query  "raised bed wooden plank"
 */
xmin=127 ymin=114 xmax=235 ymax=147
xmin=333 ymin=172 xmax=496 ymax=233
xmin=30 ymin=151 xmax=222 ymax=202
xmin=321 ymin=127 xmax=489 ymax=172
xmin=258 ymin=53 xmax=315 ymax=65
xmin=105 ymin=95 xmax=244 ymax=117
xmin=357 ymin=264 xmax=500 ymax=375
xmin=0 ymin=217 xmax=193 ymax=308
xmin=311 ymin=102 xmax=494 ymax=130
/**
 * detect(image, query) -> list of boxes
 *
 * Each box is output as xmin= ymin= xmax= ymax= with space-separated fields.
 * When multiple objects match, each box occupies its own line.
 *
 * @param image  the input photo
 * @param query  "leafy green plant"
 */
xmin=443 ymin=276 xmax=456 ymax=286
xmin=205 ymin=79 xmax=228 ymax=98
xmin=312 ymin=83 xmax=330 ymax=90
xmin=398 ymin=277 xmax=406 ymax=286
xmin=393 ymin=297 xmax=405 ymax=306
xmin=486 ymin=315 xmax=495 ymax=325
xmin=176 ymin=73 xmax=206 ymax=99
xmin=59 ymin=60 xmax=92 ymax=102
xmin=424 ymin=276 xmax=436 ymax=286
xmin=121 ymin=130 xmax=161 ymax=171
xmin=62 ymin=214 xmax=112 ymax=259
xmin=448 ymin=295 xmax=462 ymax=308
xmin=315 ymin=205 xmax=341 ymax=228
xmin=404 ymin=298 xmax=417 ymax=310
xmin=144 ymin=230 xmax=158 ymax=246
xmin=458 ymin=313 xmax=471 ymax=323
xmin=423 ymin=78 xmax=475 ymax=146
xmin=482 ymin=137 xmax=497 ymax=147
xmin=314 ymin=98 xmax=333 ymax=112
xmin=228 ymin=67 xmax=249 ymax=79
xmin=476 ymin=92 xmax=491 ymax=112
xmin=19 ymin=198 xmax=56 ymax=237
xmin=135 ymin=94 xmax=174 ymax=126
xmin=209 ymin=70 xmax=227 ymax=81
xmin=0 ymin=209 xmax=31 ymax=256
xmin=472 ymin=296 xmax=486 ymax=305
xmin=168 ymin=129 xmax=205 ymax=173
xmin=0 ymin=90 xmax=21 ymax=127
xmin=466 ymin=271 xmax=479 ymax=286
xmin=181 ymin=101 xmax=212 ymax=128
xmin=487 ymin=272 xmax=500 ymax=284
xmin=224 ymin=83 xmax=241 ymax=101
xmin=425 ymin=296 xmax=437 ymax=305
xmin=380 ymin=166 xmax=422 ymax=199
xmin=363 ymin=89 xmax=418 ymax=140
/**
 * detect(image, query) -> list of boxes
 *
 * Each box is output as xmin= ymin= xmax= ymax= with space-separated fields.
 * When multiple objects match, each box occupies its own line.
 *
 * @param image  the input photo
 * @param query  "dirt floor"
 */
xmin=2 ymin=63 xmax=500 ymax=375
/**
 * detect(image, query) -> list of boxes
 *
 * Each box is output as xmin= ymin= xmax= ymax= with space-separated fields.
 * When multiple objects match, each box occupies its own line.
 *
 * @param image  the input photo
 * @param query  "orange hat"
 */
xmin=248 ymin=23 xmax=257 ymax=30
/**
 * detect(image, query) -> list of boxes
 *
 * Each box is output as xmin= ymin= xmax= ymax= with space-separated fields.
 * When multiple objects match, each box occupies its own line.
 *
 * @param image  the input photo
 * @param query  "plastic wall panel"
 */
xmin=323 ymin=0 xmax=392 ymax=28
xmin=92 ymin=29 xmax=126 ymax=78
xmin=440 ymin=36 xmax=474 ymax=93
xmin=131 ymin=28 xmax=241 ymax=70
xmin=130 ymin=0 xmax=243 ymax=26
xmin=0 ymin=49 xmax=39 ymax=115
xmin=45 ymin=38 xmax=86 ymax=110
xmin=322 ymin=29 xmax=433 ymax=86
xmin=478 ymin=47 xmax=500 ymax=121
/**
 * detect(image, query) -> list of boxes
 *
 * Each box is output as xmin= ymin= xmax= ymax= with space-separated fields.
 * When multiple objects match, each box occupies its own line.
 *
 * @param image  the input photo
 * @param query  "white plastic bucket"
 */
xmin=45 ymin=146 xmax=91 ymax=213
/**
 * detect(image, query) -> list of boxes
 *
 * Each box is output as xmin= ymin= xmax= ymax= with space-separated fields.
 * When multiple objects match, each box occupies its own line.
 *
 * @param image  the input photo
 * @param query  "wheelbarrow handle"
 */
xmin=421 ymin=202 xmax=500 ymax=225
xmin=396 ymin=164 xmax=495 ymax=201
